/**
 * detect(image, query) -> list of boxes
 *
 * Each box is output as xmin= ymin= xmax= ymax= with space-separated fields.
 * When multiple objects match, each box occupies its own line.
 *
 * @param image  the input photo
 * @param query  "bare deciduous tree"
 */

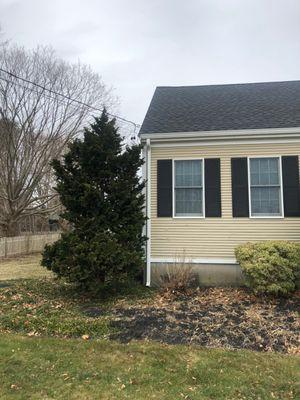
xmin=0 ymin=25 xmax=9 ymax=47
xmin=0 ymin=44 xmax=116 ymax=236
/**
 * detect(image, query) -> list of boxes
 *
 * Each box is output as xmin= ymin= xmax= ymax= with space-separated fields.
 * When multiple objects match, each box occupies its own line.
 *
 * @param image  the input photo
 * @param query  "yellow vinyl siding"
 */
xmin=151 ymin=141 xmax=300 ymax=260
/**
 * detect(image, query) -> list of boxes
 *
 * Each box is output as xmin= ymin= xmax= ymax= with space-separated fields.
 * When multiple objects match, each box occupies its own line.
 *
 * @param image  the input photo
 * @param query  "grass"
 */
xmin=0 ymin=277 xmax=153 ymax=338
xmin=0 ymin=256 xmax=299 ymax=399
xmin=0 ymin=254 xmax=52 ymax=281
xmin=0 ymin=334 xmax=299 ymax=400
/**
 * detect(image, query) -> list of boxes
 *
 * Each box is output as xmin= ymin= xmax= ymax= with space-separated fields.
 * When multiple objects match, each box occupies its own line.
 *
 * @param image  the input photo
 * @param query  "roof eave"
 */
xmin=139 ymin=127 xmax=300 ymax=142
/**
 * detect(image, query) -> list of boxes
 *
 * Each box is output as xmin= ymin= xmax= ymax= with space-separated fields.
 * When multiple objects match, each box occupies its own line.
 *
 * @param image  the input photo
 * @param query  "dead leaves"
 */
xmin=110 ymin=288 xmax=300 ymax=353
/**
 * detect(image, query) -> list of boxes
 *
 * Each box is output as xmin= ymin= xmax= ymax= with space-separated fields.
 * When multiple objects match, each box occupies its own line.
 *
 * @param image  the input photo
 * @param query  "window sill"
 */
xmin=249 ymin=215 xmax=284 ymax=219
xmin=173 ymin=215 xmax=205 ymax=219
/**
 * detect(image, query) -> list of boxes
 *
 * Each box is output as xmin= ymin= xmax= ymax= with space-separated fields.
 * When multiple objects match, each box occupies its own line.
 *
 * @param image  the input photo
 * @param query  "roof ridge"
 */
xmin=156 ymin=80 xmax=300 ymax=90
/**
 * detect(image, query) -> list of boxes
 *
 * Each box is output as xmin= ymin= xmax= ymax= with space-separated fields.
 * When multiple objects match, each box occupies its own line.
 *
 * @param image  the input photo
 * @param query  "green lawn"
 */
xmin=0 ymin=277 xmax=153 ymax=338
xmin=0 ymin=334 xmax=299 ymax=400
xmin=0 ymin=256 xmax=299 ymax=399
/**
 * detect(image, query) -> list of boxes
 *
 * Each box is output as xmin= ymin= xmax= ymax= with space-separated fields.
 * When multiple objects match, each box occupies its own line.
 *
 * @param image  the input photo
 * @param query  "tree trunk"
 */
xmin=3 ymin=219 xmax=19 ymax=237
xmin=96 ymin=273 xmax=106 ymax=284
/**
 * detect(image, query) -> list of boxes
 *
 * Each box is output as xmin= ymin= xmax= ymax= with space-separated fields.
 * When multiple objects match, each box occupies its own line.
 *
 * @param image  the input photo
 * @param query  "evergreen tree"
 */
xmin=42 ymin=110 xmax=146 ymax=288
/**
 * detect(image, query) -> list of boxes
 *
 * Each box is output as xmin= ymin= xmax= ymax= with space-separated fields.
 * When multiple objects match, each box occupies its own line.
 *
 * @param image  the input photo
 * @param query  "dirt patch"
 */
xmin=81 ymin=306 xmax=104 ymax=317
xmin=110 ymin=288 xmax=300 ymax=353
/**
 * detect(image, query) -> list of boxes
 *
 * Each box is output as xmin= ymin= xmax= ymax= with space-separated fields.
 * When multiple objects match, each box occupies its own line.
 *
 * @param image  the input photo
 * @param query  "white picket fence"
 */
xmin=0 ymin=233 xmax=60 ymax=258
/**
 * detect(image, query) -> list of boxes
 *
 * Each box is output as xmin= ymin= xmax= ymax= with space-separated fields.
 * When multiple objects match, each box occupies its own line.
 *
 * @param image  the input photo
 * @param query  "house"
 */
xmin=139 ymin=81 xmax=300 ymax=286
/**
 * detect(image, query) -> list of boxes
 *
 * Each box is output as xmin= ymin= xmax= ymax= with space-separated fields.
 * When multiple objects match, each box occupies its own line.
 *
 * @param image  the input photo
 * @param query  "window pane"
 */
xmin=269 ymin=158 xmax=280 ymax=184
xmin=251 ymin=187 xmax=281 ymax=216
xmin=250 ymin=159 xmax=260 ymax=185
xmin=175 ymin=188 xmax=203 ymax=216
xmin=250 ymin=158 xmax=279 ymax=186
xmin=175 ymin=160 xmax=202 ymax=187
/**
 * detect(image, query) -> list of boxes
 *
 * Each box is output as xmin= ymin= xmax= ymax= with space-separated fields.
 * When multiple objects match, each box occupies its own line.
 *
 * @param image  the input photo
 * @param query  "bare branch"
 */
xmin=0 ymin=44 xmax=117 ymax=236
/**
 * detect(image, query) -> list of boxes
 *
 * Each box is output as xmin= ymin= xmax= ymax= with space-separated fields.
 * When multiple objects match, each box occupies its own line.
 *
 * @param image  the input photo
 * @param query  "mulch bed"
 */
xmin=109 ymin=288 xmax=300 ymax=353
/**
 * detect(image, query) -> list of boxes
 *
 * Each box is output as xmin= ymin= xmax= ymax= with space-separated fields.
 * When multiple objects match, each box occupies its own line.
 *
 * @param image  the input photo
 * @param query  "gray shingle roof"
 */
xmin=139 ymin=81 xmax=300 ymax=135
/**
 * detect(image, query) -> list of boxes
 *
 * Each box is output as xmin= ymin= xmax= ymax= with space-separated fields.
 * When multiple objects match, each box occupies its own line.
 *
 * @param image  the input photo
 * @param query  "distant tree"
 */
xmin=0 ymin=44 xmax=115 ymax=236
xmin=0 ymin=25 xmax=8 ymax=46
xmin=42 ymin=110 xmax=146 ymax=288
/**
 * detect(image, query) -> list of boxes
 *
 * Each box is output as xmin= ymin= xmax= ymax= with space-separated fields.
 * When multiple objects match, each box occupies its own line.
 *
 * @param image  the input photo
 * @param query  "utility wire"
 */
xmin=0 ymin=72 xmax=139 ymax=145
xmin=0 ymin=67 xmax=140 ymax=129
xmin=0 ymin=74 xmax=81 ymax=112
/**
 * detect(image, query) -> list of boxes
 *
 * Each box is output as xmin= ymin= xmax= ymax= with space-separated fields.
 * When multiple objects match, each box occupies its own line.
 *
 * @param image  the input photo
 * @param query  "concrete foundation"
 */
xmin=151 ymin=262 xmax=245 ymax=287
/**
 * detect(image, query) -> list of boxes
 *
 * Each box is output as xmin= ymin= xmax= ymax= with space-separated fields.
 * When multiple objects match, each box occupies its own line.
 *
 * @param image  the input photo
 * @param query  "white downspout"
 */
xmin=146 ymin=138 xmax=151 ymax=286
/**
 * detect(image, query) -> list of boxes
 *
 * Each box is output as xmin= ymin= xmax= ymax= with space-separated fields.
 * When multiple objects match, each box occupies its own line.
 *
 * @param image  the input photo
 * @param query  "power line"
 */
xmin=0 ymin=67 xmax=140 ymax=129
xmin=0 ymin=74 xmax=81 ymax=112
xmin=0 ymin=71 xmax=140 ymax=144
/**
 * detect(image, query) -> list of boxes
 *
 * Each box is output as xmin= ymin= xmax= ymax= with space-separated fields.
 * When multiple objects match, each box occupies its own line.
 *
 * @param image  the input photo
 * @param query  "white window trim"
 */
xmin=247 ymin=155 xmax=284 ymax=219
xmin=172 ymin=158 xmax=205 ymax=219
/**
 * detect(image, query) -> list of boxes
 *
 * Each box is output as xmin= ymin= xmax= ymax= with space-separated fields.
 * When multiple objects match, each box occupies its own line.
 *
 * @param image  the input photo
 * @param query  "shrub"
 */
xmin=155 ymin=256 xmax=197 ymax=295
xmin=42 ymin=231 xmax=143 ymax=289
xmin=235 ymin=241 xmax=300 ymax=296
xmin=41 ymin=111 xmax=146 ymax=289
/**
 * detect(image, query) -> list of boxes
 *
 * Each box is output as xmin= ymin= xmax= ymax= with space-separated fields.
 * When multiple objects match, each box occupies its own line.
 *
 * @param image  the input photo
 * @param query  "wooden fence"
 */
xmin=0 ymin=233 xmax=60 ymax=258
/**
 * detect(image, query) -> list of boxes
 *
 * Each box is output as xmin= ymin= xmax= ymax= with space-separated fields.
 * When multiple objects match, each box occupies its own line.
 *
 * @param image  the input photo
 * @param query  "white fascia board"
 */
xmin=139 ymin=127 xmax=300 ymax=142
xmin=150 ymin=137 xmax=300 ymax=148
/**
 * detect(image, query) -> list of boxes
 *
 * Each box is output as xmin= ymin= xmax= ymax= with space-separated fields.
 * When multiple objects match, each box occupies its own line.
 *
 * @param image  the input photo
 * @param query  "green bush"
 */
xmin=235 ymin=241 xmax=300 ymax=296
xmin=42 ymin=231 xmax=143 ymax=289
xmin=41 ymin=111 xmax=146 ymax=289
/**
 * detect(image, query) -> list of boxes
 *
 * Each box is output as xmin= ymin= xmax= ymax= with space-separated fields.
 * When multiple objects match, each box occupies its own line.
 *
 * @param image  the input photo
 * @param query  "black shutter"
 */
xmin=231 ymin=158 xmax=249 ymax=217
xmin=205 ymin=158 xmax=221 ymax=217
xmin=157 ymin=160 xmax=172 ymax=217
xmin=282 ymin=156 xmax=300 ymax=217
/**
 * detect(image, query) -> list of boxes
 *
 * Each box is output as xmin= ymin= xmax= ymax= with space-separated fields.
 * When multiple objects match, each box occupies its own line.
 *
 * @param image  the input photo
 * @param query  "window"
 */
xmin=249 ymin=157 xmax=283 ymax=217
xmin=174 ymin=159 xmax=204 ymax=217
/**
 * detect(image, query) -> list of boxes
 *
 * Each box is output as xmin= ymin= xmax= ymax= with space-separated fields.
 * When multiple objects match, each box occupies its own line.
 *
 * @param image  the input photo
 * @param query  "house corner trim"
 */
xmin=146 ymin=138 xmax=151 ymax=286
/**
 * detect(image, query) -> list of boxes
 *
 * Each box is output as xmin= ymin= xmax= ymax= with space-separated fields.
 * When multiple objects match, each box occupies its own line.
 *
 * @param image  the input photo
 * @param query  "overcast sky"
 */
xmin=1 ymin=0 xmax=300 ymax=127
